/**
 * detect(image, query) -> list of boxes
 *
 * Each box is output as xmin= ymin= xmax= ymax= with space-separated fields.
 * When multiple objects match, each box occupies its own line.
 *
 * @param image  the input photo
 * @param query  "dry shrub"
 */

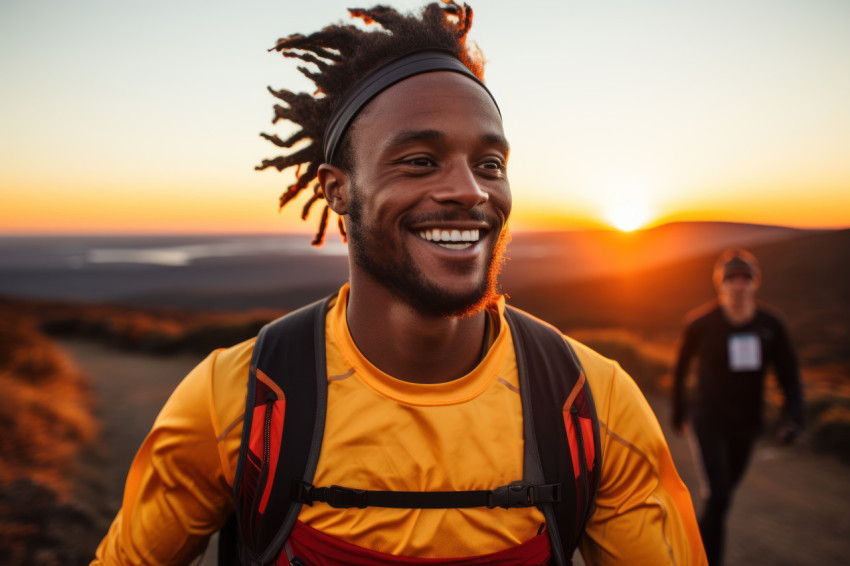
xmin=0 ymin=318 xmax=97 ymax=495
xmin=760 ymin=367 xmax=850 ymax=464
xmin=16 ymin=298 xmax=280 ymax=355
xmin=800 ymin=364 xmax=850 ymax=398
xmin=808 ymin=402 xmax=850 ymax=463
xmin=568 ymin=327 xmax=673 ymax=392
xmin=0 ymin=316 xmax=99 ymax=564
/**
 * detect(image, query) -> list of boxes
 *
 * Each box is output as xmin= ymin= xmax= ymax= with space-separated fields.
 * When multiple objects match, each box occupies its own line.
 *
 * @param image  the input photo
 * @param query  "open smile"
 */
xmin=416 ymin=228 xmax=481 ymax=250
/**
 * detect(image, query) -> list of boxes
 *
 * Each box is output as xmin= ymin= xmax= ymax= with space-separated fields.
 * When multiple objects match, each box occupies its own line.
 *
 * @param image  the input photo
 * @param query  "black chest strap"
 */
xmin=292 ymin=480 xmax=560 ymax=510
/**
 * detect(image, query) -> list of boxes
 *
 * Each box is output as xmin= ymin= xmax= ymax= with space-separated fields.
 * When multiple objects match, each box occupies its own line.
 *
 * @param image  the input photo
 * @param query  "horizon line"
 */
xmin=0 ymin=219 xmax=846 ymax=239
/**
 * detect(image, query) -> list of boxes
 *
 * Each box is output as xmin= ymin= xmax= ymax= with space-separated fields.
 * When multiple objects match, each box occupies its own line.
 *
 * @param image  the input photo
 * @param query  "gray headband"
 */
xmin=322 ymin=50 xmax=501 ymax=164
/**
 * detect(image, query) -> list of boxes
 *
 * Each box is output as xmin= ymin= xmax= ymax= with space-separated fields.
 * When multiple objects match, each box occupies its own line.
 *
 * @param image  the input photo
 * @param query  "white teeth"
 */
xmin=416 ymin=228 xmax=481 ymax=249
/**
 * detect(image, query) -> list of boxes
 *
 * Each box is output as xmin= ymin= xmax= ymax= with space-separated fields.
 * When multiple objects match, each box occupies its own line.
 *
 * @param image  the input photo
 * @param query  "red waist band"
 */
xmin=285 ymin=520 xmax=551 ymax=565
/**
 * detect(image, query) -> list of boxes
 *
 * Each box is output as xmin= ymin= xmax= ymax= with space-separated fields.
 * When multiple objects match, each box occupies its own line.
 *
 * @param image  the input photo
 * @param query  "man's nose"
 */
xmin=430 ymin=162 xmax=489 ymax=209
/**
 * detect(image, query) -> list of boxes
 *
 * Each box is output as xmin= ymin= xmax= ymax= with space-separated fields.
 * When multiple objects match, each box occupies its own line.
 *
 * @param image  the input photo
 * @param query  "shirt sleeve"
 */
xmin=91 ymin=349 xmax=239 ymax=566
xmin=573 ymin=344 xmax=707 ymax=566
xmin=671 ymin=318 xmax=699 ymax=428
xmin=769 ymin=315 xmax=804 ymax=428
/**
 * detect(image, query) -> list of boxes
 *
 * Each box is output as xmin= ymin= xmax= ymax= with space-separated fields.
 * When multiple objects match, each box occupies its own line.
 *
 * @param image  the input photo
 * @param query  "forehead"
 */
xmin=349 ymin=71 xmax=505 ymax=149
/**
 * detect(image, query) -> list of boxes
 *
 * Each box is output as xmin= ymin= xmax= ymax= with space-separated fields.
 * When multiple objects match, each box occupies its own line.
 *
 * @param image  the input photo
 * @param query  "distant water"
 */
xmin=0 ymin=234 xmax=353 ymax=309
xmin=0 ymin=224 xmax=804 ymax=310
xmin=0 ymin=234 xmax=347 ymax=269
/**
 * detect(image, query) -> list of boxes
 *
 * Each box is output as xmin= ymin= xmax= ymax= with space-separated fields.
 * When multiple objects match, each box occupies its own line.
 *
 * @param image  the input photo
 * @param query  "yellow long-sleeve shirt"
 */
xmin=93 ymin=284 xmax=705 ymax=565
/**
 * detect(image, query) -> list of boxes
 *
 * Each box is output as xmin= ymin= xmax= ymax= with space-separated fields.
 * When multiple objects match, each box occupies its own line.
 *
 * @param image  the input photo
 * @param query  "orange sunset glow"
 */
xmin=2 ymin=5 xmax=850 ymax=564
xmin=1 ymin=0 xmax=848 ymax=235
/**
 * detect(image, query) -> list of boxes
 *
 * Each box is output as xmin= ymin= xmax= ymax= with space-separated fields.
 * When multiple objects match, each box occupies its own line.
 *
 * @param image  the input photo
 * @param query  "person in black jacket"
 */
xmin=672 ymin=248 xmax=804 ymax=566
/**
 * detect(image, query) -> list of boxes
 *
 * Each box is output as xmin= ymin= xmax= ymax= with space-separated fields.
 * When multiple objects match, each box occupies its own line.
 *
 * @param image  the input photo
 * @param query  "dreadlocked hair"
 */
xmin=256 ymin=2 xmax=484 ymax=246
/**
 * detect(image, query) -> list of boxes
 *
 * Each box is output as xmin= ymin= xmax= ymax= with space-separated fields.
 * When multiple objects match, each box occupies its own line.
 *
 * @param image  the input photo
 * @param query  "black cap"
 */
xmin=722 ymin=256 xmax=756 ymax=280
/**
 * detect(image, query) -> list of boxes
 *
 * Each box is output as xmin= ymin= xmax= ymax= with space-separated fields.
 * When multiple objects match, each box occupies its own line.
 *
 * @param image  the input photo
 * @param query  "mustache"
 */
xmin=404 ymin=208 xmax=503 ymax=227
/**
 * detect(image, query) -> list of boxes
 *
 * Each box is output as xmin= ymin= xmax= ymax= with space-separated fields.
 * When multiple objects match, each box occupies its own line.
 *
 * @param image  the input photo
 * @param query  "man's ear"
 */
xmin=318 ymin=164 xmax=350 ymax=215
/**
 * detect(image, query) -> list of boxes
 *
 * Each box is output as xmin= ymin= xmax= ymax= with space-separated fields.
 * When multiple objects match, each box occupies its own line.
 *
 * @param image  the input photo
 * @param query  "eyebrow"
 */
xmin=381 ymin=129 xmax=510 ymax=153
xmin=382 ymin=129 xmax=443 ymax=151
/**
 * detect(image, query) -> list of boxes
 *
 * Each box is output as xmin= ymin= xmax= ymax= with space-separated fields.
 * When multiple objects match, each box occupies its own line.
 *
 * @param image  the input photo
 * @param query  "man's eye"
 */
xmin=407 ymin=157 xmax=435 ymax=167
xmin=479 ymin=159 xmax=506 ymax=171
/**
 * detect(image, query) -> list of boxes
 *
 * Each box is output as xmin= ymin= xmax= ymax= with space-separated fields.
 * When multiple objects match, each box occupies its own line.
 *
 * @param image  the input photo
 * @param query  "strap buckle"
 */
xmin=487 ymin=481 xmax=560 ymax=509
xmin=292 ymin=480 xmax=368 ymax=508
xmin=292 ymin=481 xmax=368 ymax=508
xmin=326 ymin=485 xmax=368 ymax=509
xmin=292 ymin=480 xmax=315 ymax=506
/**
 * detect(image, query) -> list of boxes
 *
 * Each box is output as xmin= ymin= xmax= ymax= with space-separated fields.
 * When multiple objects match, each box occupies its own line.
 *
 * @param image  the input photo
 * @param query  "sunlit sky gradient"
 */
xmin=2 ymin=0 xmax=848 ymax=235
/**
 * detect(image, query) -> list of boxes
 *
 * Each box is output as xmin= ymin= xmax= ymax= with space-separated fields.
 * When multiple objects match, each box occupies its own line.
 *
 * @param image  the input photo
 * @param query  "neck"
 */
xmin=720 ymin=298 xmax=756 ymax=325
xmin=345 ymin=274 xmax=489 ymax=384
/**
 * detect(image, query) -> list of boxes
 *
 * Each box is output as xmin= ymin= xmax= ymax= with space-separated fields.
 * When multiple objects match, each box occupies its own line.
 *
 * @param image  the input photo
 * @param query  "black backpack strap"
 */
xmin=217 ymin=514 xmax=239 ymax=566
xmin=292 ymin=479 xmax=560 ymax=510
xmin=231 ymin=296 xmax=332 ymax=565
xmin=505 ymin=306 xmax=602 ymax=566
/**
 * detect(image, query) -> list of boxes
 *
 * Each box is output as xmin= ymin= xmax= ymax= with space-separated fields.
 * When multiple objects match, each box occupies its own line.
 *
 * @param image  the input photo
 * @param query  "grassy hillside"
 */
xmin=0 ymin=298 xmax=284 ymax=356
xmin=0 ymin=317 xmax=99 ymax=565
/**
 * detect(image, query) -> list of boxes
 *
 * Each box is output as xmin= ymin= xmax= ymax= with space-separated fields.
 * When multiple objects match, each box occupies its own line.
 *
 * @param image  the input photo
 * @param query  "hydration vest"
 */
xmin=219 ymin=296 xmax=601 ymax=566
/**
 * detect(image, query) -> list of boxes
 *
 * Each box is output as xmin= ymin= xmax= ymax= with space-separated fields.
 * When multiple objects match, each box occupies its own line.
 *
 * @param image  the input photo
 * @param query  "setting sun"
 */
xmin=605 ymin=199 xmax=653 ymax=232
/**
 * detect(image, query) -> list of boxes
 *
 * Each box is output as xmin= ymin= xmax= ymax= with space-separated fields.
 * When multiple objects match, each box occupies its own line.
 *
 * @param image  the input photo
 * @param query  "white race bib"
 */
xmin=728 ymin=332 xmax=762 ymax=372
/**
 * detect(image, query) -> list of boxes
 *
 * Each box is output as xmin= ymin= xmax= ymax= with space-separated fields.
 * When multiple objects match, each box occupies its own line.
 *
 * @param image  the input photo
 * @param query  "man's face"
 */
xmin=718 ymin=273 xmax=759 ymax=306
xmin=343 ymin=71 xmax=511 ymax=317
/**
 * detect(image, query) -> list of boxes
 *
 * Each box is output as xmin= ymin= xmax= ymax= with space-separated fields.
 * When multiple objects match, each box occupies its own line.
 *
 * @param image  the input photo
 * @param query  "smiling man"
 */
xmin=93 ymin=3 xmax=705 ymax=565
xmin=322 ymin=69 xmax=511 ymax=382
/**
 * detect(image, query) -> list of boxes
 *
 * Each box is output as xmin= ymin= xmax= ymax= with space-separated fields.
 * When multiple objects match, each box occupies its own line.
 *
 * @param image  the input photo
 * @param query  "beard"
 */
xmin=346 ymin=185 xmax=509 ymax=318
